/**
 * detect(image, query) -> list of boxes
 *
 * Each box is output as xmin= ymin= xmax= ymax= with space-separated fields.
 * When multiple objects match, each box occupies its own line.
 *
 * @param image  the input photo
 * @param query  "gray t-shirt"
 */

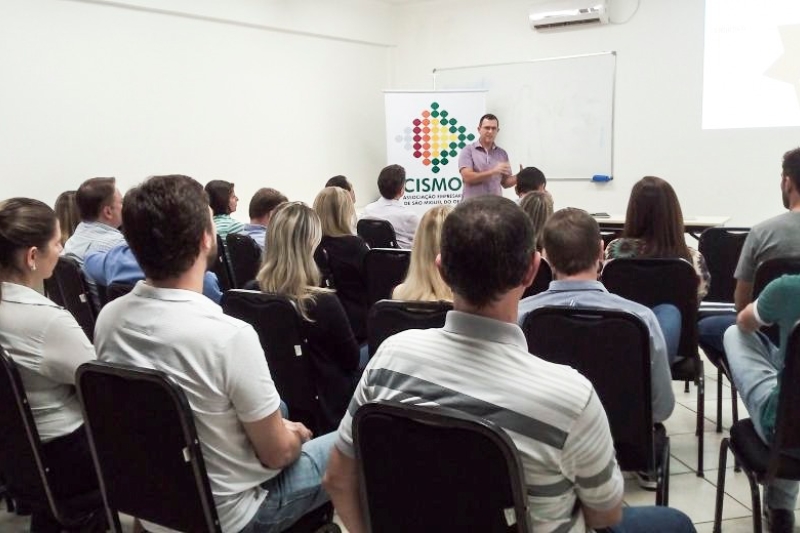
xmin=735 ymin=211 xmax=800 ymax=282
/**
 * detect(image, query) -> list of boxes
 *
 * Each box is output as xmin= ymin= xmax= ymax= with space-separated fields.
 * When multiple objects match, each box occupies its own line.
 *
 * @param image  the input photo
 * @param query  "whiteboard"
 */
xmin=432 ymin=52 xmax=616 ymax=181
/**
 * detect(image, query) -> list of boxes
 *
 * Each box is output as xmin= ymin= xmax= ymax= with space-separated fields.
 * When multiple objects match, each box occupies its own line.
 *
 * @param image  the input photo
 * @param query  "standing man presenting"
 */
xmin=458 ymin=113 xmax=517 ymax=200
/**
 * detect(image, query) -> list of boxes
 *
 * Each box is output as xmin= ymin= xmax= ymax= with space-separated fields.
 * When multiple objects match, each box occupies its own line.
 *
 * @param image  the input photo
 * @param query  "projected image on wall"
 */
xmin=703 ymin=0 xmax=800 ymax=129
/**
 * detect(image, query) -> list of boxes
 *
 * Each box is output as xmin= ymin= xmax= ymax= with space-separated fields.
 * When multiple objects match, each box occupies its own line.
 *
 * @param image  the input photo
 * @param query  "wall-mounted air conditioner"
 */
xmin=529 ymin=0 xmax=609 ymax=30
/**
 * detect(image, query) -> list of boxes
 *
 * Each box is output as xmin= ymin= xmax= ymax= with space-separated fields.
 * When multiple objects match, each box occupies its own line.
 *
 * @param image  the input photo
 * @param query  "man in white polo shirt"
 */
xmin=361 ymin=164 xmax=419 ymax=249
xmin=323 ymin=196 xmax=694 ymax=533
xmin=94 ymin=174 xmax=334 ymax=533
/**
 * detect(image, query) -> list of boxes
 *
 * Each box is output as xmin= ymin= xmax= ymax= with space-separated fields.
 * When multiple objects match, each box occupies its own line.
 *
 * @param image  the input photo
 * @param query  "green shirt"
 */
xmin=213 ymin=214 xmax=244 ymax=238
xmin=755 ymin=274 xmax=800 ymax=438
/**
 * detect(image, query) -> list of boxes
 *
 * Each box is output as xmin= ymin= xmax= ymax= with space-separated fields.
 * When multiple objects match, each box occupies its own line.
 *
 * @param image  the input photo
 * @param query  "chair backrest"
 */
xmin=698 ymin=227 xmax=749 ymax=303
xmin=315 ymin=247 xmax=335 ymax=289
xmin=364 ymin=248 xmax=411 ymax=307
xmin=0 ymin=348 xmax=65 ymax=524
xmin=357 ymin=218 xmax=399 ymax=249
xmin=521 ymin=257 xmax=553 ymax=299
xmin=367 ymin=299 xmax=452 ymax=357
xmin=769 ymin=321 xmax=800 ymax=481
xmin=225 ymin=233 xmax=262 ymax=289
xmin=221 ymin=290 xmax=321 ymax=432
xmin=106 ymin=282 xmax=135 ymax=303
xmin=521 ymin=306 xmax=654 ymax=472
xmin=76 ymin=361 xmax=221 ymax=532
xmin=49 ymin=256 xmax=97 ymax=341
xmin=353 ymin=400 xmax=530 ymax=533
xmin=752 ymin=257 xmax=800 ymax=345
xmin=209 ymin=235 xmax=234 ymax=292
xmin=601 ymin=258 xmax=699 ymax=359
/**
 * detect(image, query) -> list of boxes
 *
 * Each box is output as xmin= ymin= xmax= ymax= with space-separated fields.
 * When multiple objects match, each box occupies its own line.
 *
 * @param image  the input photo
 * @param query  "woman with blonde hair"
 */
xmin=393 ymin=205 xmax=453 ymax=301
xmin=520 ymin=191 xmax=554 ymax=251
xmin=251 ymin=201 xmax=360 ymax=432
xmin=54 ymin=190 xmax=80 ymax=246
xmin=313 ymin=186 xmax=370 ymax=342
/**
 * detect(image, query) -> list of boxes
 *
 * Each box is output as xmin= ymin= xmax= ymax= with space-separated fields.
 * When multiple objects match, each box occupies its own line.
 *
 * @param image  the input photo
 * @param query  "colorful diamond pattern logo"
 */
xmin=394 ymin=102 xmax=476 ymax=173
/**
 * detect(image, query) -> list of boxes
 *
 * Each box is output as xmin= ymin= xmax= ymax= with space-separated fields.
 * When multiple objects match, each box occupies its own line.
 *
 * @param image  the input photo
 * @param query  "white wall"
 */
xmin=0 ymin=0 xmax=395 ymax=215
xmin=390 ymin=0 xmax=798 ymax=226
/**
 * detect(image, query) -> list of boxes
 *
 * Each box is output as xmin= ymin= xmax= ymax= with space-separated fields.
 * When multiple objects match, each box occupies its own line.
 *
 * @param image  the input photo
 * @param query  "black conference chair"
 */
xmin=353 ymin=400 xmax=530 ymax=532
xmin=698 ymin=227 xmax=749 ymax=304
xmin=367 ymin=299 xmax=452 ymax=357
xmin=601 ymin=258 xmax=706 ymax=476
xmin=713 ymin=322 xmax=800 ymax=533
xmin=698 ymin=227 xmax=749 ymax=433
xmin=226 ymin=233 xmax=262 ymax=289
xmin=76 ymin=361 xmax=221 ymax=532
xmin=46 ymin=256 xmax=97 ymax=341
xmin=364 ymin=248 xmax=411 ymax=307
xmin=357 ymin=218 xmax=399 ymax=249
xmin=0 ymin=348 xmax=103 ymax=532
xmin=209 ymin=235 xmax=235 ymax=292
xmin=522 ymin=306 xmax=670 ymax=505
xmin=221 ymin=290 xmax=324 ymax=434
xmin=521 ymin=257 xmax=553 ymax=299
xmin=105 ymin=282 xmax=135 ymax=303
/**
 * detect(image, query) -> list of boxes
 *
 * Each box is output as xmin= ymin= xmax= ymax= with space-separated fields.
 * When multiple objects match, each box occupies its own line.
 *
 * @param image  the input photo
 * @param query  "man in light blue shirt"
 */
xmin=62 ymin=177 xmax=125 ymax=265
xmin=240 ymin=188 xmax=287 ymax=251
xmin=518 ymin=208 xmax=675 ymax=425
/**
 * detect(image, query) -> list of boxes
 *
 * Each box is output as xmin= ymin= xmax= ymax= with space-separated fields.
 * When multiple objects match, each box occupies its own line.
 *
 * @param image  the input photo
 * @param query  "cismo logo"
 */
xmin=394 ymin=102 xmax=476 ymax=174
xmin=405 ymin=177 xmax=463 ymax=193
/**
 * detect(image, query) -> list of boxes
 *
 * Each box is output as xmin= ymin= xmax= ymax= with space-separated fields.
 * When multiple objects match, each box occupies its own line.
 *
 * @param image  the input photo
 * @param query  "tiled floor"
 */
xmin=0 ymin=356 xmax=792 ymax=532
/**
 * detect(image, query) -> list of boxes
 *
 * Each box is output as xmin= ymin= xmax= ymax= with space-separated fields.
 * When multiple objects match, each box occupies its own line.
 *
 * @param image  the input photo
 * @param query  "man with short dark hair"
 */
xmin=519 ymin=208 xmax=675 ymax=426
xmin=63 ymin=177 xmax=125 ymax=264
xmin=458 ymin=113 xmax=517 ymax=200
xmin=324 ymin=196 xmax=692 ymax=533
xmin=699 ymin=147 xmax=800 ymax=369
xmin=94 ymin=174 xmax=334 ymax=533
xmin=361 ymin=164 xmax=419 ymax=249
xmin=325 ymin=175 xmax=356 ymax=203
xmin=241 ymin=188 xmax=288 ymax=250
xmin=516 ymin=166 xmax=547 ymax=199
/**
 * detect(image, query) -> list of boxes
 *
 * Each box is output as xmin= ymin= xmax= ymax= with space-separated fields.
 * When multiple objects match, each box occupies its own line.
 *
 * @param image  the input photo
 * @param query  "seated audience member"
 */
xmin=205 ymin=179 xmax=244 ymax=238
xmin=313 ymin=186 xmax=370 ymax=342
xmin=699 ymin=147 xmax=800 ymax=371
xmin=361 ymin=164 xmax=419 ymax=249
xmin=519 ymin=208 xmax=675 ymax=423
xmin=54 ymin=190 xmax=79 ymax=246
xmin=326 ymin=175 xmax=356 ymax=204
xmin=519 ymin=190 xmax=553 ymax=252
xmin=724 ymin=274 xmax=800 ymax=533
xmin=515 ymin=165 xmax=547 ymax=199
xmin=248 ymin=202 xmax=360 ymax=432
xmin=392 ymin=205 xmax=452 ymax=301
xmin=0 ymin=198 xmax=102 ymax=530
xmin=94 ymin=175 xmax=333 ymax=533
xmin=604 ymin=176 xmax=707 ymax=362
xmin=324 ymin=196 xmax=694 ymax=533
xmin=605 ymin=176 xmax=709 ymax=300
xmin=84 ymin=242 xmax=222 ymax=304
xmin=63 ymin=177 xmax=125 ymax=264
xmin=241 ymin=188 xmax=287 ymax=250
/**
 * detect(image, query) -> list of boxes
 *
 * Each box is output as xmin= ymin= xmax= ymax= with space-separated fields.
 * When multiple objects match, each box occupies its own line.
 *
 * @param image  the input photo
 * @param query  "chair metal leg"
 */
xmin=744 ymin=469 xmax=763 ymax=533
xmin=716 ymin=367 xmax=724 ymax=433
xmin=713 ymin=438 xmax=730 ymax=533
xmin=696 ymin=366 xmax=705 ymax=477
xmin=656 ymin=437 xmax=670 ymax=507
xmin=684 ymin=379 xmax=690 ymax=393
xmin=730 ymin=383 xmax=742 ymax=472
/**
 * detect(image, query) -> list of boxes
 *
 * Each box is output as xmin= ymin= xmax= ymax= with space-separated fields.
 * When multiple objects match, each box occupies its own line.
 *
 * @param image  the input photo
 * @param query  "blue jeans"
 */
xmin=605 ymin=506 xmax=696 ymax=532
xmin=723 ymin=326 xmax=799 ymax=511
xmin=240 ymin=432 xmax=336 ymax=533
xmin=652 ymin=303 xmax=681 ymax=365
xmin=698 ymin=313 xmax=737 ymax=367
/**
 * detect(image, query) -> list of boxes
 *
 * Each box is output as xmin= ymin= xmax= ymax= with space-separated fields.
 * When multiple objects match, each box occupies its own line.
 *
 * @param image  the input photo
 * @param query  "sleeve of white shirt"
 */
xmin=40 ymin=311 xmax=96 ymax=385
xmin=224 ymin=325 xmax=282 ymax=423
xmin=562 ymin=389 xmax=624 ymax=511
